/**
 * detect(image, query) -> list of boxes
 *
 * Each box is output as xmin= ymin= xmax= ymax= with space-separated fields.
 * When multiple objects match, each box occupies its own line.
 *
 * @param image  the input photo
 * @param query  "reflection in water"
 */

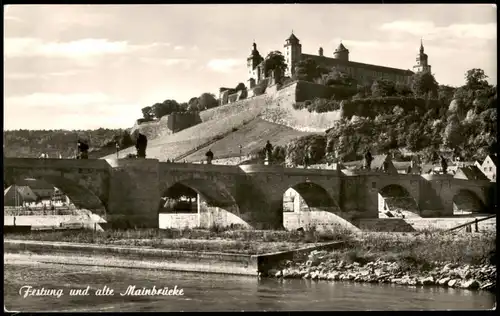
xmin=4 ymin=259 xmax=495 ymax=312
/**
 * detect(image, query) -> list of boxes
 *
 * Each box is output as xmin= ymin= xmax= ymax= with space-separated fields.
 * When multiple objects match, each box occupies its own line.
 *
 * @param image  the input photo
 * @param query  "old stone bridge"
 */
xmin=3 ymin=158 xmax=493 ymax=229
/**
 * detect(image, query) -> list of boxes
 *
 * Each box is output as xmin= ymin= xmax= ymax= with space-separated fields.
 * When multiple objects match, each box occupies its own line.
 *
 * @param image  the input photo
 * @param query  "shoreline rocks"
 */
xmin=266 ymin=250 xmax=496 ymax=292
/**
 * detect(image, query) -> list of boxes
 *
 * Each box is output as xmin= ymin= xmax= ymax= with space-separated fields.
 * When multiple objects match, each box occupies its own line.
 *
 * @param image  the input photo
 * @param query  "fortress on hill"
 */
xmin=246 ymin=32 xmax=432 ymax=88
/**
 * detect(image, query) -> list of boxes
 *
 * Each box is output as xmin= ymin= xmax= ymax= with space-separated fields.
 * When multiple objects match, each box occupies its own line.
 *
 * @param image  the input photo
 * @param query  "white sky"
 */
xmin=3 ymin=4 xmax=497 ymax=130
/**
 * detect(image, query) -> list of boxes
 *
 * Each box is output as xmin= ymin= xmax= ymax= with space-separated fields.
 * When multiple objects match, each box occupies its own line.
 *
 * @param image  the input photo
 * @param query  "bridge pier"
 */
xmin=106 ymin=159 xmax=160 ymax=228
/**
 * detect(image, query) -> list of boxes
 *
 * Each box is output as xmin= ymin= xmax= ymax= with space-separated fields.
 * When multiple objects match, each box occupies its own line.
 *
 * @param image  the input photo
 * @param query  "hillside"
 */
xmin=182 ymin=118 xmax=316 ymax=162
xmin=8 ymin=68 xmax=496 ymax=167
xmin=3 ymin=129 xmax=125 ymax=159
xmin=102 ymin=94 xmax=274 ymax=161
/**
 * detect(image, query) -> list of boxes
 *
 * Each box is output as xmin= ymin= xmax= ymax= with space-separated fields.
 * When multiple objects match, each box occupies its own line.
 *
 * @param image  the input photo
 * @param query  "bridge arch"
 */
xmin=452 ymin=188 xmax=487 ymax=214
xmin=281 ymin=180 xmax=357 ymax=231
xmin=378 ymin=184 xmax=420 ymax=218
xmin=3 ymin=174 xmax=107 ymax=216
xmin=159 ymin=178 xmax=249 ymax=229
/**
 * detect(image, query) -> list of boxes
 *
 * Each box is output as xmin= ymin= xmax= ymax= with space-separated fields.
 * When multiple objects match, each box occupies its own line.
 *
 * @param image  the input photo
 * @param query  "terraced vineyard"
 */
xmin=102 ymin=95 xmax=275 ymax=161
xmin=183 ymin=118 xmax=316 ymax=162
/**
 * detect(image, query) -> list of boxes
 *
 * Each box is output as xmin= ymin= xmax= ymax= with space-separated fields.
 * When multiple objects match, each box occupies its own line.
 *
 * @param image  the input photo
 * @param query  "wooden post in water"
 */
xmin=474 ymin=219 xmax=479 ymax=232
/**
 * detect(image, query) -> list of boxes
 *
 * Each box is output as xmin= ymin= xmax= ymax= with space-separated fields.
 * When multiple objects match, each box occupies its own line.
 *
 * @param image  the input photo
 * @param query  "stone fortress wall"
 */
xmin=131 ymin=79 xmax=362 ymax=141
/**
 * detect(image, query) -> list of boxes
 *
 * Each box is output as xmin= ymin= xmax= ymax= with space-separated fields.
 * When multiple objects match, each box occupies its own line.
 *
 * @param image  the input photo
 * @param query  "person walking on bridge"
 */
xmin=206 ymin=149 xmax=214 ymax=164
xmin=303 ymin=147 xmax=311 ymax=169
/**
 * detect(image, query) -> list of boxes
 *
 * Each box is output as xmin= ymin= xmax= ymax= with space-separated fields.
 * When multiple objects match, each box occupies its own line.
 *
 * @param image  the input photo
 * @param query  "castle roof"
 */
xmin=16 ymin=178 xmax=54 ymax=190
xmin=287 ymin=33 xmax=299 ymax=42
xmin=335 ymin=42 xmax=348 ymax=52
xmin=301 ymin=53 xmax=414 ymax=76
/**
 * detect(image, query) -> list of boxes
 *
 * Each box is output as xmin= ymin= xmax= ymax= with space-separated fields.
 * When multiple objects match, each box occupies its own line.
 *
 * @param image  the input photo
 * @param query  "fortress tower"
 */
xmin=283 ymin=31 xmax=302 ymax=78
xmin=247 ymin=42 xmax=264 ymax=87
xmin=413 ymin=39 xmax=431 ymax=73
xmin=243 ymin=32 xmax=415 ymax=89
xmin=333 ymin=41 xmax=349 ymax=61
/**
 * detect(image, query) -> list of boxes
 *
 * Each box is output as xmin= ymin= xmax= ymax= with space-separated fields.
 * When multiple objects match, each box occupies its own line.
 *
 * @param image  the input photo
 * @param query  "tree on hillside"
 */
xmin=187 ymin=97 xmax=200 ymax=112
xmin=179 ymin=102 xmax=189 ymax=112
xmin=322 ymin=67 xmax=356 ymax=87
xmin=411 ymin=71 xmax=438 ymax=97
xmin=447 ymin=98 xmax=467 ymax=121
xmin=198 ymin=93 xmax=218 ymax=110
xmin=285 ymin=134 xmax=326 ymax=166
xmin=263 ymin=51 xmax=287 ymax=77
xmin=256 ymin=145 xmax=286 ymax=164
xmin=151 ymin=99 xmax=182 ymax=119
xmin=465 ymin=68 xmax=489 ymax=90
xmin=395 ymin=82 xmax=414 ymax=97
xmin=294 ymin=58 xmax=321 ymax=82
xmin=442 ymin=114 xmax=462 ymax=150
xmin=235 ymin=83 xmax=246 ymax=92
xmin=118 ymin=130 xmax=134 ymax=149
xmin=438 ymin=85 xmax=456 ymax=107
xmin=371 ymin=79 xmax=396 ymax=97
xmin=141 ymin=106 xmax=154 ymax=120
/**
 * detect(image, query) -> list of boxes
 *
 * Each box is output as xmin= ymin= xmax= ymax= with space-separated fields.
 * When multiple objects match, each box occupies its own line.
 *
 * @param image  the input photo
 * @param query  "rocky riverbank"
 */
xmin=266 ymin=250 xmax=496 ymax=292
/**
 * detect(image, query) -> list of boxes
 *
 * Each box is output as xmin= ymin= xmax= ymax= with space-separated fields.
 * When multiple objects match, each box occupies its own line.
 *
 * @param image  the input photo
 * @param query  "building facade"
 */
xmin=248 ymin=32 xmax=432 ymax=87
xmin=480 ymin=154 xmax=496 ymax=182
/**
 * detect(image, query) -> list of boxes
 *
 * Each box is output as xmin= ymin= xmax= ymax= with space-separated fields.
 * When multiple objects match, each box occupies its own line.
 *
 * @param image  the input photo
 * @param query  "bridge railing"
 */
xmin=446 ymin=214 xmax=496 ymax=233
xmin=4 ymin=158 xmax=110 ymax=171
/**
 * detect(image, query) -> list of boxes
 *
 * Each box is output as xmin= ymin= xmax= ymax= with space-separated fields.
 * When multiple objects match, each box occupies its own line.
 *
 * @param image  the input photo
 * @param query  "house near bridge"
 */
xmin=14 ymin=178 xmax=55 ymax=200
xmin=4 ymin=185 xmax=37 ymax=206
xmin=479 ymin=154 xmax=497 ymax=182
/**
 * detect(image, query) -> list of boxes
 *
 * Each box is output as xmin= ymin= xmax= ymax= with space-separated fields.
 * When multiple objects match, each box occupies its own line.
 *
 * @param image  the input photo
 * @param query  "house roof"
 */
xmin=15 ymin=178 xmax=54 ymax=190
xmin=4 ymin=185 xmax=38 ymax=202
xmin=301 ymin=53 xmax=414 ymax=76
xmin=485 ymin=154 xmax=497 ymax=166
xmin=455 ymin=166 xmax=489 ymax=181
xmin=392 ymin=161 xmax=411 ymax=170
xmin=335 ymin=43 xmax=348 ymax=52
xmin=371 ymin=154 xmax=391 ymax=169
xmin=287 ymin=33 xmax=299 ymax=42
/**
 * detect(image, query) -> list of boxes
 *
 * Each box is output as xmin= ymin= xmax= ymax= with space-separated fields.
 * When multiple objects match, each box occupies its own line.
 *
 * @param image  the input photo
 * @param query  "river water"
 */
xmin=4 ymin=256 xmax=495 ymax=312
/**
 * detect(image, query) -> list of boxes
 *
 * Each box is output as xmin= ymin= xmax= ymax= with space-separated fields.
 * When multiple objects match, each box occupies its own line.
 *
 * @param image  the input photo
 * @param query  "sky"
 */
xmin=3 ymin=4 xmax=497 ymax=130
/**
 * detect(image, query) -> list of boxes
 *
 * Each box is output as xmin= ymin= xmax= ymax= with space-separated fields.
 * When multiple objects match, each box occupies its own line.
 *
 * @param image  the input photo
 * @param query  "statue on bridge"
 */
xmin=77 ymin=140 xmax=89 ymax=159
xmin=205 ymin=149 xmax=214 ymax=164
xmin=264 ymin=140 xmax=273 ymax=165
xmin=135 ymin=133 xmax=148 ymax=159
xmin=364 ymin=150 xmax=373 ymax=170
xmin=303 ymin=147 xmax=311 ymax=169
xmin=440 ymin=155 xmax=448 ymax=174
xmin=382 ymin=160 xmax=389 ymax=173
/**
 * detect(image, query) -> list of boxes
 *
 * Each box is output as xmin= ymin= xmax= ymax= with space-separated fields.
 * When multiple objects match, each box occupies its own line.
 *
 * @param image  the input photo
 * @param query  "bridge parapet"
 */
xmin=341 ymin=169 xmax=401 ymax=177
xmin=239 ymin=164 xmax=340 ymax=176
xmin=421 ymin=174 xmax=455 ymax=181
xmin=160 ymin=162 xmax=243 ymax=174
xmin=4 ymin=158 xmax=110 ymax=171
xmin=105 ymin=158 xmax=160 ymax=172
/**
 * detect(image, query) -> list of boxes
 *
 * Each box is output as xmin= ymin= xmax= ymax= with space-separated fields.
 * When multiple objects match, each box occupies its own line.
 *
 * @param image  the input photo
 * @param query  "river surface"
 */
xmin=4 ymin=255 xmax=495 ymax=312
